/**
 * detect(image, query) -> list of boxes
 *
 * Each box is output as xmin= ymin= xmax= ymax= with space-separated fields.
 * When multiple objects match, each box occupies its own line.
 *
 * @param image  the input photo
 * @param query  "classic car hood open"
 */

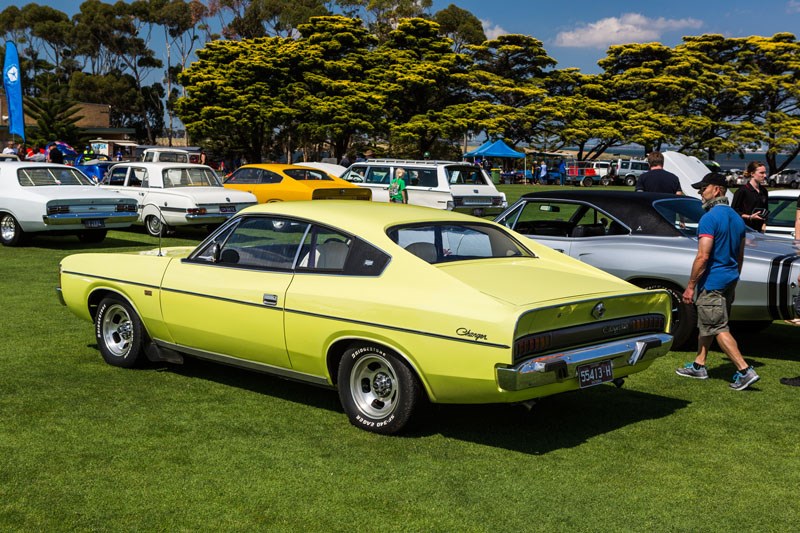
xmin=438 ymin=258 xmax=635 ymax=306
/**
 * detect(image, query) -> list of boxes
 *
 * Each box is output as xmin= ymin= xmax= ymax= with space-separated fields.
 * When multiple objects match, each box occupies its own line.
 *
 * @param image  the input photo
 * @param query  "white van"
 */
xmin=141 ymin=148 xmax=200 ymax=164
xmin=341 ymin=158 xmax=507 ymax=216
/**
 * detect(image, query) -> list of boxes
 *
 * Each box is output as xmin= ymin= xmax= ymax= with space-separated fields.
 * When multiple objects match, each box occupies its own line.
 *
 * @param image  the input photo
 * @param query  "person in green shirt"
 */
xmin=389 ymin=168 xmax=408 ymax=203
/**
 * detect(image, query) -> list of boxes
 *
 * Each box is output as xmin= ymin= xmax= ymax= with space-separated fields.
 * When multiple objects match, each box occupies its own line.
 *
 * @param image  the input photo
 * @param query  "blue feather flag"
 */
xmin=3 ymin=41 xmax=25 ymax=141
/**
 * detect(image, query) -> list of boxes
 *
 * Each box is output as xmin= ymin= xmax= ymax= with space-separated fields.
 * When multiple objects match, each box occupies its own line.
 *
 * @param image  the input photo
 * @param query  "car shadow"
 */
xmin=410 ymin=386 xmax=689 ymax=453
xmin=724 ymin=322 xmax=799 ymax=362
xmin=131 ymin=354 xmax=688 ymax=453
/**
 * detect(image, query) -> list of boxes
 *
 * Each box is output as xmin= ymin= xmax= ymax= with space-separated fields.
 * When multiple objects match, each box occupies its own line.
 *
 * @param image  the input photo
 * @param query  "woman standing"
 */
xmin=731 ymin=161 xmax=769 ymax=232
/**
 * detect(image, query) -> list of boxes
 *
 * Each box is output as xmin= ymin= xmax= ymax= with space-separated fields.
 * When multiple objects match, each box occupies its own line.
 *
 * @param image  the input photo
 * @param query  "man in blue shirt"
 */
xmin=676 ymin=172 xmax=760 ymax=390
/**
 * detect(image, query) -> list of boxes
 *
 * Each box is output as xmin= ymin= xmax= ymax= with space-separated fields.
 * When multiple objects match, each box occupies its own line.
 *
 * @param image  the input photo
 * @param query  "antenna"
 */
xmin=145 ymin=202 xmax=167 ymax=256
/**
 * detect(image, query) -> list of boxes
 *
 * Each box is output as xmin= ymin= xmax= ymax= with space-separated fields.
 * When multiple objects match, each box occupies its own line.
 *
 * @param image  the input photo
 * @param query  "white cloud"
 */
xmin=788 ymin=1 xmax=800 ymax=13
xmin=481 ymin=19 xmax=508 ymax=41
xmin=554 ymin=13 xmax=703 ymax=49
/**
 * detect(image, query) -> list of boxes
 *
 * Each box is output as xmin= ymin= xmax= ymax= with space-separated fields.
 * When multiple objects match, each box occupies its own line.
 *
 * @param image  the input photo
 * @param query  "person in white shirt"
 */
xmin=2 ymin=141 xmax=16 ymax=154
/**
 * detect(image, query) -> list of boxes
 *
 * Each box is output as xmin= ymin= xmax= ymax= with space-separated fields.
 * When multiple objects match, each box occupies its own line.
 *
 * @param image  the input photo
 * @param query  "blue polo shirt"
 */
xmin=697 ymin=204 xmax=747 ymax=291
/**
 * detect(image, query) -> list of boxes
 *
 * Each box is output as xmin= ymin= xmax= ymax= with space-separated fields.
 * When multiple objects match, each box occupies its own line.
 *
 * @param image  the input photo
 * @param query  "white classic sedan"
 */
xmin=100 ymin=162 xmax=257 ymax=236
xmin=0 ymin=162 xmax=138 ymax=246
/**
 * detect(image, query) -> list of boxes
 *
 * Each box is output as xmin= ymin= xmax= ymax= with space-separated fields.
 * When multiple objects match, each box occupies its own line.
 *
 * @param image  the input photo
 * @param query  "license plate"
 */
xmin=462 ymin=197 xmax=488 ymax=206
xmin=220 ymin=205 xmax=236 ymax=213
xmin=577 ymin=360 xmax=613 ymax=388
xmin=83 ymin=219 xmax=105 ymax=228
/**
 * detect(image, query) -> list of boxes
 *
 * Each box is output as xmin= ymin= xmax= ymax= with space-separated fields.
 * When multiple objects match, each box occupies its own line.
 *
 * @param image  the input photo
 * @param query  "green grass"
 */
xmin=2 ymin=222 xmax=799 ymax=531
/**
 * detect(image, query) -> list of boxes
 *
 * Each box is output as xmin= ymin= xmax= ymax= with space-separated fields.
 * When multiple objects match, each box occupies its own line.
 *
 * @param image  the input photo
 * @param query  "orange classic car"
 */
xmin=223 ymin=163 xmax=371 ymax=203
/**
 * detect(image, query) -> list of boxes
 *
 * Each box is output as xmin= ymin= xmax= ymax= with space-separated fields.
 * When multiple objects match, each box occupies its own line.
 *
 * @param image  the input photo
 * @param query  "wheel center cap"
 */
xmin=373 ymin=373 xmax=393 ymax=398
xmin=118 ymin=322 xmax=133 ymax=340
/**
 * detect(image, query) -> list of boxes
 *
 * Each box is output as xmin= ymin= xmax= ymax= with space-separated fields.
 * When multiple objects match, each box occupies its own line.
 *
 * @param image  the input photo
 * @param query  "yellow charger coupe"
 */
xmin=57 ymin=201 xmax=673 ymax=434
xmin=223 ymin=163 xmax=371 ymax=203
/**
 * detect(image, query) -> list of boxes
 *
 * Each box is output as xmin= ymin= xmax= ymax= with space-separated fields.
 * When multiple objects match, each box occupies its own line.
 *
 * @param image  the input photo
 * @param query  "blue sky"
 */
xmin=430 ymin=0 xmax=800 ymax=72
xmin=4 ymin=1 xmax=800 ymax=74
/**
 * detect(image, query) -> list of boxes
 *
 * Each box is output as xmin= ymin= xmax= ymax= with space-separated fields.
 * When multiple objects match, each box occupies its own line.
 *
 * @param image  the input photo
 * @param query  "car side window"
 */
xmin=296 ymin=225 xmax=390 ymax=276
xmin=106 ymin=167 xmax=127 ymax=186
xmin=365 ymin=166 xmax=390 ymax=184
xmin=766 ymin=198 xmax=796 ymax=228
xmin=341 ymin=166 xmax=366 ymax=182
xmin=216 ymin=217 xmax=308 ymax=270
xmin=225 ymin=168 xmax=260 ymax=184
xmin=259 ymin=170 xmax=283 ymax=184
xmin=507 ymin=201 xmax=581 ymax=237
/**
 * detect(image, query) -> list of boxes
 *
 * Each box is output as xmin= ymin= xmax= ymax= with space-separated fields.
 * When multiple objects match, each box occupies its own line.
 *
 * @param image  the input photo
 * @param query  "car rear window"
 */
xmin=17 ymin=166 xmax=95 ymax=186
xmin=387 ymin=222 xmax=533 ymax=264
xmin=446 ymin=166 xmax=489 ymax=185
xmin=284 ymin=169 xmax=332 ymax=181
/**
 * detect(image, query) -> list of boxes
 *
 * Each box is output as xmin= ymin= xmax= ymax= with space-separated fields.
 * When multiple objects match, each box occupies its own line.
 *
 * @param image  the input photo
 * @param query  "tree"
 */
xmin=294 ymin=16 xmax=382 ymax=159
xmin=432 ymin=4 xmax=485 ymax=53
xmin=24 ymin=81 xmax=83 ymax=146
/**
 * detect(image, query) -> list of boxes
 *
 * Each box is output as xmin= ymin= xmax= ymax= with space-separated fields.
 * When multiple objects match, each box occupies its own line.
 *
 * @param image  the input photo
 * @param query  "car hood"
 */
xmin=744 ymin=231 xmax=800 ymax=257
xmin=23 ymin=185 xmax=132 ymax=201
xmin=437 ymin=257 xmax=635 ymax=306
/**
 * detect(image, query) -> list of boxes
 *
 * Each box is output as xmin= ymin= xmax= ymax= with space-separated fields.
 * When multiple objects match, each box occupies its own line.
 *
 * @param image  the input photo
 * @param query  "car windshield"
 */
xmin=284 ymin=168 xmax=332 ymax=181
xmin=387 ymin=222 xmax=533 ymax=264
xmin=17 ymin=166 xmax=95 ymax=186
xmin=651 ymin=197 xmax=707 ymax=237
xmin=162 ymin=167 xmax=221 ymax=187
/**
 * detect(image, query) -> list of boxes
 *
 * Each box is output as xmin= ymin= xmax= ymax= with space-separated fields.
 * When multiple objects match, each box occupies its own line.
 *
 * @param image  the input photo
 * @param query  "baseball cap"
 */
xmin=691 ymin=172 xmax=727 ymax=189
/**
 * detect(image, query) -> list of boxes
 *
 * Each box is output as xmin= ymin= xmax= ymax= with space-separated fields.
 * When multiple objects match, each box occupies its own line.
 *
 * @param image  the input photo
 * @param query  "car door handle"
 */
xmin=263 ymin=294 xmax=278 ymax=306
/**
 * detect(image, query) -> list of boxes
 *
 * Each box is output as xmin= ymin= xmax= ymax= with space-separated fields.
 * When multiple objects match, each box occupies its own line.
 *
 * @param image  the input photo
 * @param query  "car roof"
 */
xmin=519 ymin=190 xmax=695 ymax=236
xmin=112 ymin=162 xmax=213 ymax=170
xmin=239 ymin=200 xmax=498 ymax=242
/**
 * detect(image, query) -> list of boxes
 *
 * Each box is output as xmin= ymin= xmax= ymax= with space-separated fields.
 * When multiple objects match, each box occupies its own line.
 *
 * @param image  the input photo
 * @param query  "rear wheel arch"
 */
xmin=326 ymin=338 xmax=430 ymax=394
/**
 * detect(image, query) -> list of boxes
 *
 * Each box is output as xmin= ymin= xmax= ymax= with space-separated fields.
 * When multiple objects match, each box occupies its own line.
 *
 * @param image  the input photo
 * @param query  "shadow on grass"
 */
xmin=25 ymin=226 xmax=207 ymax=251
xmin=143 ymin=355 xmax=689 ymax=453
xmin=415 ymin=387 xmax=690 ymax=453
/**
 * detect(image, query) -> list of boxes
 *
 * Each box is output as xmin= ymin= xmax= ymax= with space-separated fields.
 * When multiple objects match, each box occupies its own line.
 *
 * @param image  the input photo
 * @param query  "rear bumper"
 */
xmin=42 ymin=212 xmax=138 ymax=226
xmin=496 ymin=333 xmax=672 ymax=391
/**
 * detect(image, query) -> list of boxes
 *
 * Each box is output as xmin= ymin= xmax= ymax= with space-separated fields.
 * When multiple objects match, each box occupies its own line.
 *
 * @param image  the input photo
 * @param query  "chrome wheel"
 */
xmin=146 ymin=215 xmax=164 ymax=237
xmin=101 ymin=303 xmax=135 ymax=358
xmin=349 ymin=354 xmax=400 ymax=419
xmin=0 ymin=214 xmax=17 ymax=241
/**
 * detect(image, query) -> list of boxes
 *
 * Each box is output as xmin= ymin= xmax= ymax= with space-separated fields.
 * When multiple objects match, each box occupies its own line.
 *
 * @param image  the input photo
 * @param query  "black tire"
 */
xmin=625 ymin=175 xmax=636 ymax=187
xmin=791 ymin=181 xmax=799 ymax=189
xmin=581 ymin=177 xmax=593 ymax=187
xmin=600 ymin=177 xmax=612 ymax=186
xmin=637 ymin=281 xmax=697 ymax=350
xmin=95 ymin=296 xmax=147 ymax=368
xmin=77 ymin=229 xmax=108 ymax=243
xmin=338 ymin=343 xmax=422 ymax=434
xmin=0 ymin=213 xmax=27 ymax=246
xmin=145 ymin=215 xmax=168 ymax=237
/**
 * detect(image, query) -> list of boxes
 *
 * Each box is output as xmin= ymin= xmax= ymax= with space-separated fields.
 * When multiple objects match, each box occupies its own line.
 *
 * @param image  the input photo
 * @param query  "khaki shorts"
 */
xmin=696 ymin=285 xmax=735 ymax=337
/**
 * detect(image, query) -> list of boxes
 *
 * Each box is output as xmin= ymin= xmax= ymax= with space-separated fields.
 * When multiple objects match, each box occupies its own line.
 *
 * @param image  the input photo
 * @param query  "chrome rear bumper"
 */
xmin=496 ymin=333 xmax=672 ymax=391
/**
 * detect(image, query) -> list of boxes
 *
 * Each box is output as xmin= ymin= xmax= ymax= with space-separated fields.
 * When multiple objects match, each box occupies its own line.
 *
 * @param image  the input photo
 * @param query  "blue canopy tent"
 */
xmin=464 ymin=139 xmax=524 ymax=159
xmin=464 ymin=139 xmax=526 ymax=183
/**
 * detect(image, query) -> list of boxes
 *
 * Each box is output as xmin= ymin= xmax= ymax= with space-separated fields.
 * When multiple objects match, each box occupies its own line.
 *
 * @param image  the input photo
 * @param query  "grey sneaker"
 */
xmin=676 ymin=362 xmax=708 ymax=379
xmin=729 ymin=367 xmax=760 ymax=391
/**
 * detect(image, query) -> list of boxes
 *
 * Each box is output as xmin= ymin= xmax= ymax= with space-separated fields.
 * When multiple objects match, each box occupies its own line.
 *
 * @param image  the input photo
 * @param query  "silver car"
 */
xmin=766 ymin=189 xmax=799 ymax=238
xmin=495 ymin=190 xmax=800 ymax=349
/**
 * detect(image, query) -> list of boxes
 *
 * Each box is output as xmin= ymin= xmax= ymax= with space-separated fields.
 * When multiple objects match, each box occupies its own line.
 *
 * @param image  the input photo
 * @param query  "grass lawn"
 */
xmin=1 ymin=217 xmax=799 ymax=531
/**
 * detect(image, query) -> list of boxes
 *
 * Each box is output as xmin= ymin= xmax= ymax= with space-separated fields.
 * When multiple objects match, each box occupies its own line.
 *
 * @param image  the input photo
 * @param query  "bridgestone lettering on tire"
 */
xmin=338 ymin=344 xmax=422 ymax=435
xmin=95 ymin=296 xmax=146 ymax=368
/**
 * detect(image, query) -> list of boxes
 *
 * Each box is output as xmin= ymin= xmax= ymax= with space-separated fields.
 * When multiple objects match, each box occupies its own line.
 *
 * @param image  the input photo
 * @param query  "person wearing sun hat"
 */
xmin=675 ymin=172 xmax=760 ymax=391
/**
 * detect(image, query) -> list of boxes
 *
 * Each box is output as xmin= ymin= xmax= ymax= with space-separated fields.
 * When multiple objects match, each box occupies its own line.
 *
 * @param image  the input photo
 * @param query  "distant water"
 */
xmin=607 ymin=147 xmax=798 ymax=171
